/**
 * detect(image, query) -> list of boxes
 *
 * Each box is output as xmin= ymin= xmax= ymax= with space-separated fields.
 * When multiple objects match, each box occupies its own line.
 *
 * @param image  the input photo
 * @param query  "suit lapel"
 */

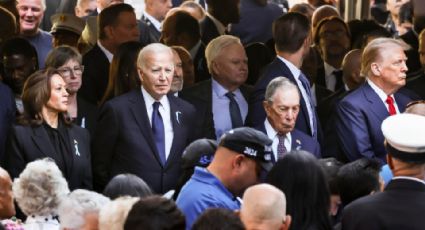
xmin=362 ymin=83 xmax=389 ymax=121
xmin=291 ymin=131 xmax=302 ymax=151
xmin=166 ymin=95 xmax=184 ymax=168
xmin=128 ymin=90 xmax=163 ymax=166
xmin=31 ymin=126 xmax=58 ymax=162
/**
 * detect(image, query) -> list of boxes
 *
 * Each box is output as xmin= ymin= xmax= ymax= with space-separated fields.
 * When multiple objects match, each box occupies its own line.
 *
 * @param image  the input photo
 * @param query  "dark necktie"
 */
xmin=299 ymin=73 xmax=317 ymax=138
xmin=386 ymin=95 xmax=396 ymax=116
xmin=332 ymin=69 xmax=344 ymax=90
xmin=225 ymin=92 xmax=243 ymax=128
xmin=277 ymin=134 xmax=287 ymax=159
xmin=152 ymin=102 xmax=166 ymax=165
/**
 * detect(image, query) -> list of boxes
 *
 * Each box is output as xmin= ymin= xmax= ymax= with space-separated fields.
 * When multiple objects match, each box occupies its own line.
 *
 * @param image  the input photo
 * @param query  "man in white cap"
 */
xmin=341 ymin=113 xmax=425 ymax=230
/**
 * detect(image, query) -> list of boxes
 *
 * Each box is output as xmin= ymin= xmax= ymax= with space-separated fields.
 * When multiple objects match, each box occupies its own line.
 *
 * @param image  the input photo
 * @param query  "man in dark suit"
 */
xmin=313 ymin=16 xmax=350 ymax=92
xmin=92 ymin=43 xmax=198 ymax=194
xmin=160 ymin=11 xmax=210 ymax=82
xmin=406 ymin=28 xmax=425 ymax=99
xmin=248 ymin=13 xmax=320 ymax=142
xmin=180 ymin=35 xmax=251 ymax=139
xmin=255 ymin=77 xmax=320 ymax=161
xmin=335 ymin=38 xmax=415 ymax=165
xmin=0 ymin=82 xmax=15 ymax=162
xmin=141 ymin=0 xmax=172 ymax=42
xmin=341 ymin=113 xmax=425 ymax=230
xmin=200 ymin=0 xmax=240 ymax=45
xmin=79 ymin=3 xmax=140 ymax=104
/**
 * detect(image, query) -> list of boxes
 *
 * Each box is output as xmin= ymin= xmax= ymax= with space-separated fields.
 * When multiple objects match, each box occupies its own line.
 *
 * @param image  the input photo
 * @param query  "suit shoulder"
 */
xmin=170 ymin=95 xmax=196 ymax=112
xmin=180 ymin=81 xmax=211 ymax=100
xmin=292 ymin=129 xmax=317 ymax=144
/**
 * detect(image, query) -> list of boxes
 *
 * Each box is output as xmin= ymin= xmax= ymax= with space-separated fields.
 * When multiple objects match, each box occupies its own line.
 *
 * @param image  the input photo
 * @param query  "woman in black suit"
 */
xmin=3 ymin=68 xmax=92 ymax=190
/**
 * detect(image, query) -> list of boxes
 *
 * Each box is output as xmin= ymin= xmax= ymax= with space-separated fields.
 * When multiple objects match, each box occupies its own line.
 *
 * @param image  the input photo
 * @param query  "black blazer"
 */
xmin=79 ymin=43 xmax=110 ymax=104
xmin=140 ymin=15 xmax=161 ymax=42
xmin=342 ymin=178 xmax=425 ymax=230
xmin=4 ymin=123 xmax=92 ymax=190
xmin=192 ymin=43 xmax=210 ymax=83
xmin=92 ymin=90 xmax=198 ymax=193
xmin=180 ymin=79 xmax=252 ymax=139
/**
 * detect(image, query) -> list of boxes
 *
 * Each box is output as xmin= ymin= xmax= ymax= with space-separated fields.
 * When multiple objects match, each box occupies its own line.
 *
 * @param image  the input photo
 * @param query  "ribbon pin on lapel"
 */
xmin=176 ymin=111 xmax=182 ymax=124
xmin=74 ymin=139 xmax=81 ymax=156
xmin=296 ymin=139 xmax=302 ymax=150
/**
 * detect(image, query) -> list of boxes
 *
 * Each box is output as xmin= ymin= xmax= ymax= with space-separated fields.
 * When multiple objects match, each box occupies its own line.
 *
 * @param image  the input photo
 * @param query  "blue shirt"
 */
xmin=25 ymin=29 xmax=52 ymax=69
xmin=176 ymin=167 xmax=241 ymax=229
xmin=212 ymin=79 xmax=248 ymax=139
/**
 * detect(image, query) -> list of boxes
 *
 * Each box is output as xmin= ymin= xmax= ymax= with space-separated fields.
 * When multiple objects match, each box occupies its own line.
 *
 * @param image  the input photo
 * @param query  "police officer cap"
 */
xmin=51 ymin=13 xmax=85 ymax=35
xmin=181 ymin=139 xmax=217 ymax=169
xmin=219 ymin=127 xmax=273 ymax=171
xmin=382 ymin=113 xmax=425 ymax=163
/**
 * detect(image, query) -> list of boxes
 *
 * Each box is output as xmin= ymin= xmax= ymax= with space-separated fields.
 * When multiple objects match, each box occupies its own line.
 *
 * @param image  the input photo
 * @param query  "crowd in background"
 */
xmin=1 ymin=0 xmax=425 ymax=229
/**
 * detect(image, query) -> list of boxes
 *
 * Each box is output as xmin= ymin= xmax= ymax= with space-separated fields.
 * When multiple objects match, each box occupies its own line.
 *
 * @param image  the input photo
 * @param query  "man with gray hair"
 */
xmin=74 ymin=0 xmax=96 ymax=17
xmin=335 ymin=38 xmax=417 ymax=165
xmin=255 ymin=77 xmax=320 ymax=161
xmin=180 ymin=35 xmax=251 ymax=139
xmin=59 ymin=189 xmax=110 ymax=230
xmin=92 ymin=43 xmax=198 ymax=194
xmin=240 ymin=183 xmax=291 ymax=230
xmin=16 ymin=0 xmax=52 ymax=68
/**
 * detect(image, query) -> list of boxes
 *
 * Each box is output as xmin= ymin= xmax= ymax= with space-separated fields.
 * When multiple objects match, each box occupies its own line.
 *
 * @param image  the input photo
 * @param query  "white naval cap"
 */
xmin=382 ymin=113 xmax=425 ymax=162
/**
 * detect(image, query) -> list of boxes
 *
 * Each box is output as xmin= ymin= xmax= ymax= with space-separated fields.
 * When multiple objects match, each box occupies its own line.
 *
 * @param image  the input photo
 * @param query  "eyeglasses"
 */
xmin=406 ymin=100 xmax=425 ymax=109
xmin=57 ymin=65 xmax=84 ymax=78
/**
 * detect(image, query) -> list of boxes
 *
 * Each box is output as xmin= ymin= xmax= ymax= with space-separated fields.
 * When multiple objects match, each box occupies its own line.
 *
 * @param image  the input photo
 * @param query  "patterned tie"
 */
xmin=299 ymin=73 xmax=317 ymax=138
xmin=386 ymin=95 xmax=396 ymax=116
xmin=225 ymin=92 xmax=244 ymax=128
xmin=277 ymin=134 xmax=287 ymax=159
xmin=152 ymin=102 xmax=166 ymax=165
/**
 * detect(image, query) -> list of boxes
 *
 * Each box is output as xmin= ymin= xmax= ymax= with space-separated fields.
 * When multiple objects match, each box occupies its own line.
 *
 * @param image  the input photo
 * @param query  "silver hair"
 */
xmin=136 ymin=43 xmax=173 ymax=70
xmin=264 ymin=76 xmax=299 ymax=103
xmin=98 ymin=196 xmax=140 ymax=230
xmin=58 ymin=189 xmax=110 ymax=229
xmin=17 ymin=0 xmax=47 ymax=11
xmin=205 ymin=35 xmax=242 ymax=74
xmin=13 ymin=158 xmax=70 ymax=216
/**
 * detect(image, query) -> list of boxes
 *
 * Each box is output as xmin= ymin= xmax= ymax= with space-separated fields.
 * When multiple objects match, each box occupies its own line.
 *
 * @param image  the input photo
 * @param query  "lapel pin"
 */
xmin=74 ymin=139 xmax=80 ymax=156
xmin=176 ymin=111 xmax=182 ymax=124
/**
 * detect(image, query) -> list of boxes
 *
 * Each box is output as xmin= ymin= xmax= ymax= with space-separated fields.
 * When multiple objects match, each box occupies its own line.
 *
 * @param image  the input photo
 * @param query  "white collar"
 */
xmin=276 ymin=55 xmax=301 ymax=80
xmin=141 ymin=86 xmax=169 ymax=107
xmin=97 ymin=40 xmax=113 ymax=63
xmin=324 ymin=62 xmax=337 ymax=77
xmin=392 ymin=176 xmax=425 ymax=185
xmin=264 ymin=118 xmax=292 ymax=142
xmin=207 ymin=13 xmax=227 ymax=35
xmin=25 ymin=215 xmax=59 ymax=225
xmin=366 ymin=78 xmax=392 ymax=102
xmin=143 ymin=11 xmax=162 ymax=31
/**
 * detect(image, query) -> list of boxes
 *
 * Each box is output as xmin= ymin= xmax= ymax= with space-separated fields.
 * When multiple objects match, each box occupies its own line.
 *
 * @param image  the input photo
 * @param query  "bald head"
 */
xmin=405 ymin=102 xmax=425 ymax=116
xmin=0 ymin=167 xmax=15 ymax=218
xmin=312 ymin=5 xmax=340 ymax=30
xmin=342 ymin=49 xmax=364 ymax=90
xmin=240 ymin=184 xmax=291 ymax=230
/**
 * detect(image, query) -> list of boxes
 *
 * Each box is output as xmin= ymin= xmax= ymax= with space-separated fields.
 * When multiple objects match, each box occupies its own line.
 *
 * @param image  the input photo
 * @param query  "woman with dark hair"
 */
xmin=267 ymin=150 xmax=332 ymax=230
xmin=45 ymin=45 xmax=97 ymax=134
xmin=103 ymin=174 xmax=153 ymax=200
xmin=4 ymin=69 xmax=92 ymax=190
xmin=100 ymin=41 xmax=144 ymax=105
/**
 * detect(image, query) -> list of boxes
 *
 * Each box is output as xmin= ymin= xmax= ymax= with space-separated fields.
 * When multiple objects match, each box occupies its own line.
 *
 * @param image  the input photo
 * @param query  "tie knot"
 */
xmin=278 ymin=134 xmax=286 ymax=141
xmin=386 ymin=95 xmax=394 ymax=105
xmin=225 ymin=92 xmax=235 ymax=99
xmin=153 ymin=101 xmax=161 ymax=110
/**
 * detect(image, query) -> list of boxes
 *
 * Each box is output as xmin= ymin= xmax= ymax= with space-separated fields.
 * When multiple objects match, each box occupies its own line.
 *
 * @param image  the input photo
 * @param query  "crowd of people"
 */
xmin=1 ymin=0 xmax=425 ymax=229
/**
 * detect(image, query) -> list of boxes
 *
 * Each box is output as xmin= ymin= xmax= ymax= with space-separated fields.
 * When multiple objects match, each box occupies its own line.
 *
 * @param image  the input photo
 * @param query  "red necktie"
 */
xmin=386 ymin=95 xmax=396 ymax=116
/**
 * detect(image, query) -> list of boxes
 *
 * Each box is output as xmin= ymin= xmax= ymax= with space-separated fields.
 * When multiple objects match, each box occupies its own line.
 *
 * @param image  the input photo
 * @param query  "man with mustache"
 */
xmin=335 ymin=38 xmax=416 ymax=165
xmin=255 ymin=76 xmax=320 ymax=161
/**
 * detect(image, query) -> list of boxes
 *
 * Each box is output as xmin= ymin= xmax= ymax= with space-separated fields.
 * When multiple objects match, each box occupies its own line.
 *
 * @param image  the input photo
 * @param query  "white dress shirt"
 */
xmin=97 ymin=40 xmax=113 ymax=63
xmin=323 ymin=62 xmax=338 ymax=91
xmin=264 ymin=119 xmax=292 ymax=160
xmin=142 ymin=87 xmax=174 ymax=159
xmin=143 ymin=11 xmax=162 ymax=32
xmin=367 ymin=78 xmax=400 ymax=114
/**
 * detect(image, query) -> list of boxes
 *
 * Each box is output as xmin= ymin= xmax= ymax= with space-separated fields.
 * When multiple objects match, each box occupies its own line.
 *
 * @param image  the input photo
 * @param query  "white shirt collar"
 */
xmin=97 ymin=40 xmax=113 ymax=63
xmin=392 ymin=176 xmax=425 ymax=185
xmin=141 ymin=86 xmax=168 ymax=107
xmin=143 ymin=11 xmax=162 ymax=31
xmin=367 ymin=78 xmax=392 ymax=103
xmin=324 ymin=62 xmax=336 ymax=78
xmin=276 ymin=55 xmax=301 ymax=80
xmin=264 ymin=119 xmax=292 ymax=158
xmin=207 ymin=13 xmax=227 ymax=35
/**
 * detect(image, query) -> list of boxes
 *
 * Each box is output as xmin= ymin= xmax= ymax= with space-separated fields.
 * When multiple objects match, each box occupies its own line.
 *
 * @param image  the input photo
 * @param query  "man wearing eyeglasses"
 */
xmin=255 ymin=76 xmax=320 ymax=162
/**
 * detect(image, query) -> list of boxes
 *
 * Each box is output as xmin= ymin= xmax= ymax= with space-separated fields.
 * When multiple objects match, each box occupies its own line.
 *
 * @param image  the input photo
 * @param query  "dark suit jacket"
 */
xmin=341 ymin=178 xmax=425 ymax=230
xmin=405 ymin=72 xmax=425 ymax=100
xmin=315 ymin=64 xmax=344 ymax=92
xmin=192 ymin=43 xmax=210 ymax=83
xmin=79 ymin=43 xmax=110 ymax=104
xmin=200 ymin=15 xmax=220 ymax=45
xmin=179 ymin=79 xmax=252 ymax=139
xmin=255 ymin=123 xmax=321 ymax=159
xmin=3 ymin=123 xmax=92 ymax=190
xmin=92 ymin=90 xmax=198 ymax=193
xmin=400 ymin=29 xmax=422 ymax=78
xmin=314 ymin=84 xmax=333 ymax=105
xmin=248 ymin=57 xmax=320 ymax=140
xmin=140 ymin=15 xmax=161 ymax=42
xmin=335 ymin=82 xmax=413 ymax=164
xmin=138 ymin=19 xmax=159 ymax=45
xmin=0 ymin=83 xmax=15 ymax=161
xmin=76 ymin=95 xmax=98 ymax=136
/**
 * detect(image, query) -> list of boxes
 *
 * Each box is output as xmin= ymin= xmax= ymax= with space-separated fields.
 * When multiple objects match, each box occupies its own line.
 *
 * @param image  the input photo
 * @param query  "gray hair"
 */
xmin=58 ymin=189 xmax=110 ymax=229
xmin=98 ymin=196 xmax=140 ymax=230
xmin=264 ymin=76 xmax=299 ymax=103
xmin=136 ymin=43 xmax=173 ymax=70
xmin=13 ymin=158 xmax=70 ymax=216
xmin=205 ymin=35 xmax=242 ymax=74
xmin=17 ymin=0 xmax=47 ymax=11
xmin=241 ymin=184 xmax=287 ymax=226
xmin=361 ymin=38 xmax=410 ymax=77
